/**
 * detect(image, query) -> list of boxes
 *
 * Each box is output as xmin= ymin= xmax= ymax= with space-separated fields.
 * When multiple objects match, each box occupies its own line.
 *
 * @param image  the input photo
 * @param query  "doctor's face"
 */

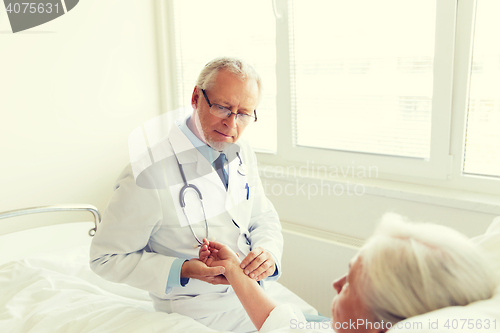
xmin=331 ymin=256 xmax=384 ymax=333
xmin=191 ymin=69 xmax=259 ymax=151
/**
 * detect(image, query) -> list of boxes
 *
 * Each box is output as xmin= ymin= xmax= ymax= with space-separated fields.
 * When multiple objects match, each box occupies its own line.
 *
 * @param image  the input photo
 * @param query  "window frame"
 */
xmin=446 ymin=0 xmax=500 ymax=195
xmin=161 ymin=0 xmax=500 ymax=196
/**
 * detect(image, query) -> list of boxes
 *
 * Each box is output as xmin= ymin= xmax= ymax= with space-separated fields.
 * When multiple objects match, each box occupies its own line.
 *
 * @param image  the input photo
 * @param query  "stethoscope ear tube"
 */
xmin=174 ymin=149 xmax=209 ymax=245
xmin=236 ymin=151 xmax=246 ymax=176
xmin=171 ymin=141 xmax=246 ymax=247
xmin=179 ymin=183 xmax=203 ymax=208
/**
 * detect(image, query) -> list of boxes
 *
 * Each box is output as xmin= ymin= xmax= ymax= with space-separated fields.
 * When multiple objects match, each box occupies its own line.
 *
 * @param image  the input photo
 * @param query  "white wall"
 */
xmin=264 ymin=176 xmax=497 ymax=239
xmin=0 ymin=0 xmax=162 ymax=228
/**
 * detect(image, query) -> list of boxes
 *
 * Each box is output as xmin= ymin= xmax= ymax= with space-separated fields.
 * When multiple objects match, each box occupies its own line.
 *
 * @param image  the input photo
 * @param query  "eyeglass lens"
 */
xmin=210 ymin=105 xmax=254 ymax=126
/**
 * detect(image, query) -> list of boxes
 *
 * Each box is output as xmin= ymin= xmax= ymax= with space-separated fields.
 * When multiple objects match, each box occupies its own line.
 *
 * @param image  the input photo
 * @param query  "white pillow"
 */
xmin=389 ymin=217 xmax=500 ymax=332
xmin=471 ymin=216 xmax=500 ymax=285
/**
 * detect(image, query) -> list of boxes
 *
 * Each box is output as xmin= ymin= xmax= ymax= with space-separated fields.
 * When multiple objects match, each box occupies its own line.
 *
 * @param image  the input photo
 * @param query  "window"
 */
xmin=170 ymin=0 xmax=277 ymax=152
xmin=275 ymin=0 xmax=455 ymax=180
xmin=291 ymin=0 xmax=436 ymax=159
xmin=164 ymin=0 xmax=500 ymax=195
xmin=463 ymin=0 xmax=500 ymax=178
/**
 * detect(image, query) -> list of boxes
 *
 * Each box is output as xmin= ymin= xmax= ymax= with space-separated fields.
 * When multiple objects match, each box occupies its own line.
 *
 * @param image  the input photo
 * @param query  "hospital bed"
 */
xmin=0 ymin=205 xmax=228 ymax=333
xmin=0 ymin=205 xmax=499 ymax=333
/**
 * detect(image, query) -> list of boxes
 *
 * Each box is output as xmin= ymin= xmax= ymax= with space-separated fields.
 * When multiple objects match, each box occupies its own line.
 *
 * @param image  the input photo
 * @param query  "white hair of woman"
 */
xmin=196 ymin=56 xmax=263 ymax=103
xmin=360 ymin=213 xmax=497 ymax=326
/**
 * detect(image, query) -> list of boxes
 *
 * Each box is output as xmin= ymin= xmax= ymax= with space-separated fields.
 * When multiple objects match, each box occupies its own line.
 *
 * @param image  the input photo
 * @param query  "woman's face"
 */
xmin=331 ymin=256 xmax=384 ymax=333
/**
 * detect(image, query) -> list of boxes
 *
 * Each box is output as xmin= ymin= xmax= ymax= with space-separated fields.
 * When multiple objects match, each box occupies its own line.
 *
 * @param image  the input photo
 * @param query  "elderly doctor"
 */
xmin=90 ymin=57 xmax=317 ymax=332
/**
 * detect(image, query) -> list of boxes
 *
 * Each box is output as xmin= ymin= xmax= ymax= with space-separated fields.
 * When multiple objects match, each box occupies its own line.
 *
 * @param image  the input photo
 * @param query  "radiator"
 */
xmin=279 ymin=221 xmax=364 ymax=317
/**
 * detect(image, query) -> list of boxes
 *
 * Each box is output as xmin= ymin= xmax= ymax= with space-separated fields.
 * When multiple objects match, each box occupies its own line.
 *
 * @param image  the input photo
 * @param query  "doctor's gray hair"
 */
xmin=196 ymin=56 xmax=263 ymax=103
xmin=359 ymin=213 xmax=496 ymax=326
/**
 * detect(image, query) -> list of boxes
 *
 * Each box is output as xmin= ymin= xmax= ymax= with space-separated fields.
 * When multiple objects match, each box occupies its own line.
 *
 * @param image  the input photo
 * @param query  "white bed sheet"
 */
xmin=0 ymin=241 xmax=228 ymax=333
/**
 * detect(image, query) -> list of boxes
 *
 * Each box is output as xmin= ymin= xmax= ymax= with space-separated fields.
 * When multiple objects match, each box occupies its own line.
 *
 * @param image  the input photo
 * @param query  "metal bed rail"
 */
xmin=0 ymin=204 xmax=101 ymax=236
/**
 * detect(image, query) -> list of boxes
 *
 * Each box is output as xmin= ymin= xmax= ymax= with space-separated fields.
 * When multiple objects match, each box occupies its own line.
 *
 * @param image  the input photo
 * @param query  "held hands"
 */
xmin=199 ymin=239 xmax=240 ymax=274
xmin=181 ymin=258 xmax=229 ymax=284
xmin=180 ymin=242 xmax=229 ymax=285
xmin=200 ymin=240 xmax=278 ymax=331
xmin=199 ymin=239 xmax=276 ymax=281
xmin=180 ymin=258 xmax=229 ymax=285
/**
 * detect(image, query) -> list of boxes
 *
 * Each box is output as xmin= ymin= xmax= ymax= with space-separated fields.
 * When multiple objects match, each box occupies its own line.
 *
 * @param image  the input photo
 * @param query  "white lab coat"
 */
xmin=90 ymin=123 xmax=285 ymax=321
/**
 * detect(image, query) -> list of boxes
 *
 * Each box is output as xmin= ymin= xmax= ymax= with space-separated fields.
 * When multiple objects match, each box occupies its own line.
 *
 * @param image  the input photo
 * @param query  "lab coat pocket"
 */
xmin=234 ymin=184 xmax=252 ymax=230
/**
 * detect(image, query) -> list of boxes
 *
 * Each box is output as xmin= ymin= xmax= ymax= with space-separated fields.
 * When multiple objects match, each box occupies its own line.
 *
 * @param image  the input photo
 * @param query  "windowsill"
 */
xmin=280 ymin=220 xmax=365 ymax=249
xmin=258 ymin=164 xmax=500 ymax=215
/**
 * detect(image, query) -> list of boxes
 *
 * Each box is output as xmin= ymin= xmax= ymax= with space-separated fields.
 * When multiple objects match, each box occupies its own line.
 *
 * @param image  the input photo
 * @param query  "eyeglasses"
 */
xmin=201 ymin=89 xmax=257 ymax=126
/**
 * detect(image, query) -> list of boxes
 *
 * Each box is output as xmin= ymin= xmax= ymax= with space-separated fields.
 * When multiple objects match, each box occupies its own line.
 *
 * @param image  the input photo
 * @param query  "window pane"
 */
xmin=463 ymin=0 xmax=500 ymax=178
xmin=172 ymin=0 xmax=276 ymax=152
xmin=291 ymin=0 xmax=436 ymax=159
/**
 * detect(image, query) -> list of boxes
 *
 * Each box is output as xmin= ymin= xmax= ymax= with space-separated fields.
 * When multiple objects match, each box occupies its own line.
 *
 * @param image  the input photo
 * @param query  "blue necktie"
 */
xmin=214 ymin=153 xmax=228 ymax=190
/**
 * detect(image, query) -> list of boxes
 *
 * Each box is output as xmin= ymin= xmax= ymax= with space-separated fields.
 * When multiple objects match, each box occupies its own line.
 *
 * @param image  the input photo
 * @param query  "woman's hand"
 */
xmin=199 ymin=239 xmax=277 ymax=331
xmin=199 ymin=239 xmax=240 ymax=274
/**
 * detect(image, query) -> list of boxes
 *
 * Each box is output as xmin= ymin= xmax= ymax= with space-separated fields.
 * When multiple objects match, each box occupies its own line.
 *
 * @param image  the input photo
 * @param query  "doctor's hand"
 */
xmin=240 ymin=247 xmax=276 ymax=281
xmin=180 ymin=258 xmax=229 ymax=285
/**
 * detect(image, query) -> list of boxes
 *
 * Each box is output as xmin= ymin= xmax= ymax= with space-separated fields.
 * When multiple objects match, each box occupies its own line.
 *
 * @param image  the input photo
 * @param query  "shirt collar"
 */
xmin=178 ymin=116 xmax=220 ymax=164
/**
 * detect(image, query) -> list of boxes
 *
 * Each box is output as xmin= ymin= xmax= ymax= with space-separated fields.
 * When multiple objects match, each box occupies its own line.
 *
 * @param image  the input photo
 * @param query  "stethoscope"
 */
xmin=173 ymin=148 xmax=246 ymax=247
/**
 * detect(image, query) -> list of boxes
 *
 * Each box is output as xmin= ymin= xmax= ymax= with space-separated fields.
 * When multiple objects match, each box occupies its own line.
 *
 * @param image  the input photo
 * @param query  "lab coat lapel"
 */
xmin=169 ymin=124 xmax=226 ymax=190
xmin=225 ymin=144 xmax=246 ymax=221
xmin=168 ymin=125 xmax=198 ymax=164
xmin=196 ymin=158 xmax=225 ymax=189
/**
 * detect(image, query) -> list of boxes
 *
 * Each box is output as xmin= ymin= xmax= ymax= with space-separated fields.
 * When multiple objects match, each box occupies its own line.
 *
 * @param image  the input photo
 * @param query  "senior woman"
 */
xmin=199 ymin=214 xmax=497 ymax=332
